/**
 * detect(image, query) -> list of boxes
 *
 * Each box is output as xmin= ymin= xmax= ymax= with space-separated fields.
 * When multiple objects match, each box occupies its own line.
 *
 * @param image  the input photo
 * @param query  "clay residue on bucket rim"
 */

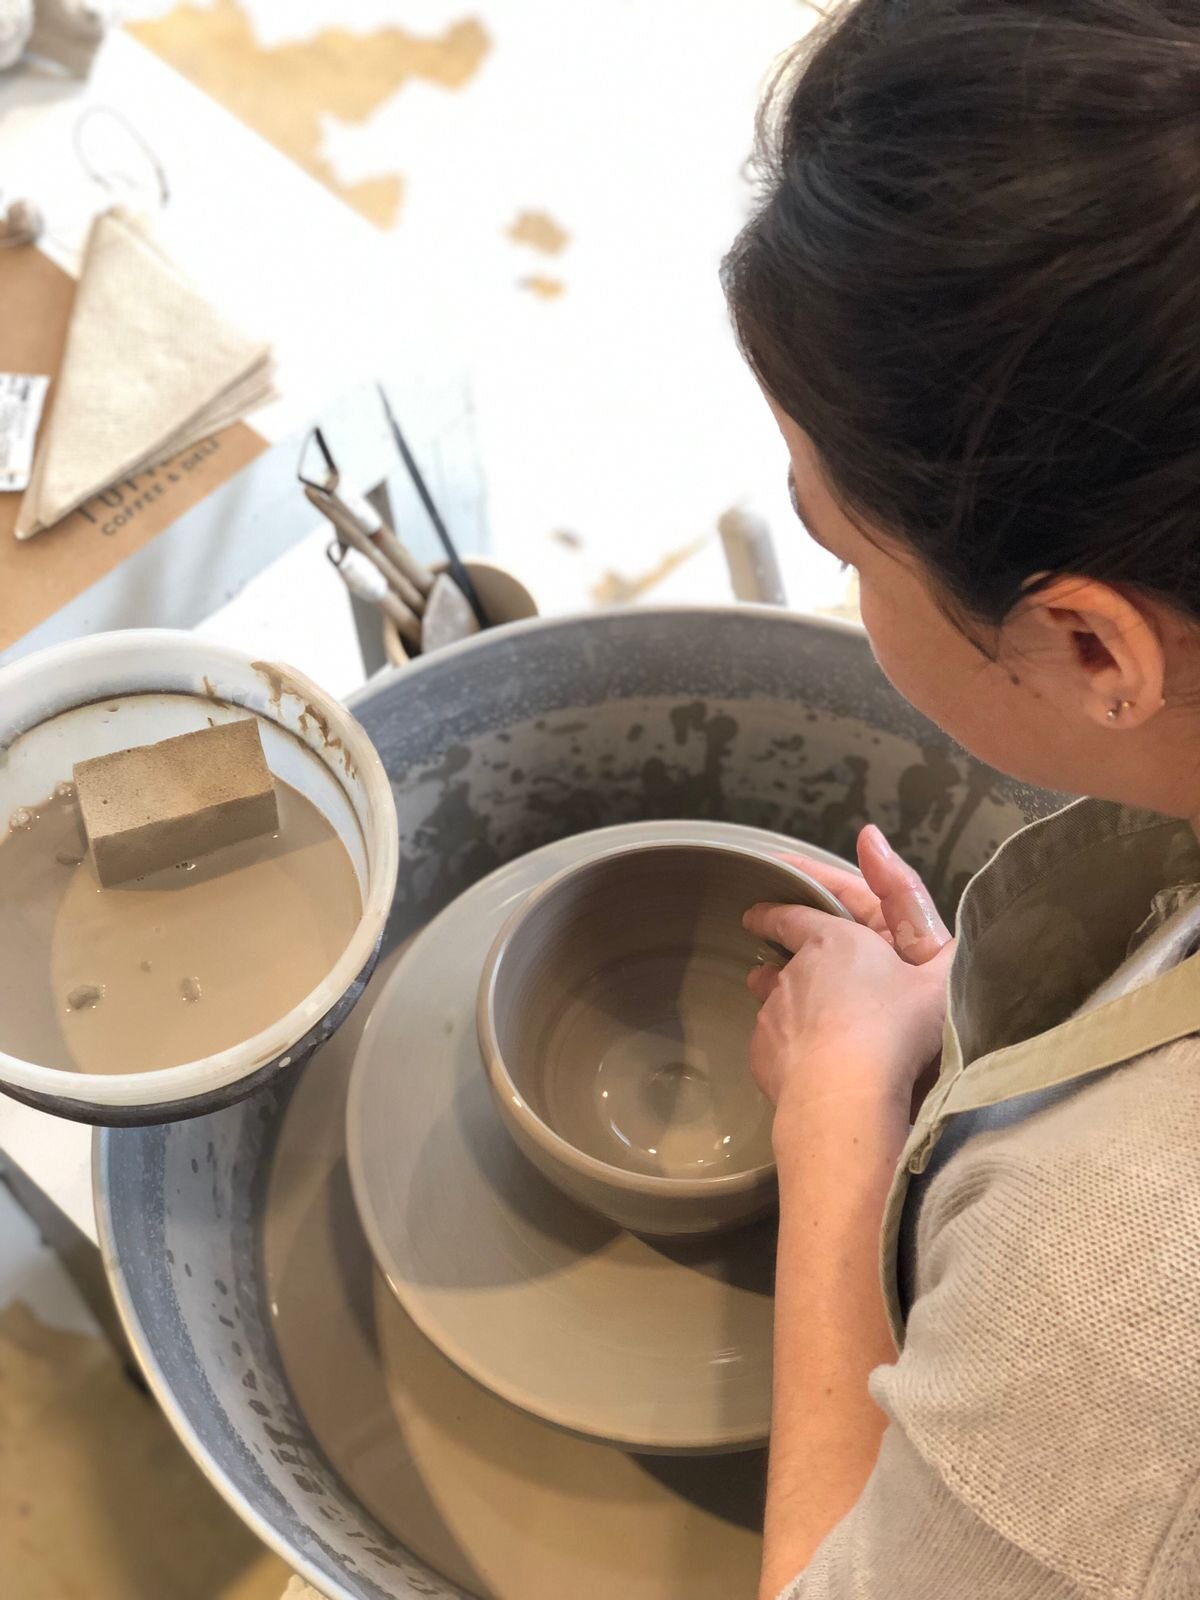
xmin=252 ymin=661 xmax=359 ymax=781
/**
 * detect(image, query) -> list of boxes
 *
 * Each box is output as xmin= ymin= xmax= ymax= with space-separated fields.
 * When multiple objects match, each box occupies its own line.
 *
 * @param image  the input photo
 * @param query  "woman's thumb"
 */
xmin=857 ymin=825 xmax=952 ymax=966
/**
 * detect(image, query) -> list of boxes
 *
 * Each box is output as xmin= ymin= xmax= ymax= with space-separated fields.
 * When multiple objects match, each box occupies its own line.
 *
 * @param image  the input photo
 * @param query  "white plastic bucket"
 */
xmin=0 ymin=630 xmax=398 ymax=1123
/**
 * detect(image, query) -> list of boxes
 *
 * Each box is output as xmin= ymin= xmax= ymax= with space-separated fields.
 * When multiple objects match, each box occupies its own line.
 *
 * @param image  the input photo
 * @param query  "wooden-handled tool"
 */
xmin=300 ymin=424 xmax=487 ymax=656
xmin=302 ymin=482 xmax=427 ymax=615
xmin=325 ymin=541 xmax=423 ymax=651
xmin=329 ymin=483 xmax=436 ymax=600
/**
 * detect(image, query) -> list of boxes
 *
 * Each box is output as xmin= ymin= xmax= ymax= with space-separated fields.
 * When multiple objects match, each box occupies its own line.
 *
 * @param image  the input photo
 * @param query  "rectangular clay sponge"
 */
xmin=74 ymin=719 xmax=279 ymax=887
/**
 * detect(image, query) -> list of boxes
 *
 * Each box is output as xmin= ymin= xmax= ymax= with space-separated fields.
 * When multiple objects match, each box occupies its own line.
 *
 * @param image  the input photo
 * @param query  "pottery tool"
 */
xmin=327 ymin=481 xmax=435 ymax=601
xmin=325 ymin=539 xmax=420 ymax=653
xmin=299 ymin=426 xmax=433 ymax=620
xmin=303 ymin=480 xmax=427 ymax=618
xmin=73 ymin=718 xmax=278 ymax=887
xmin=301 ymin=426 xmax=487 ymax=654
xmin=421 ymin=571 xmax=481 ymax=653
xmin=377 ymin=383 xmax=490 ymax=629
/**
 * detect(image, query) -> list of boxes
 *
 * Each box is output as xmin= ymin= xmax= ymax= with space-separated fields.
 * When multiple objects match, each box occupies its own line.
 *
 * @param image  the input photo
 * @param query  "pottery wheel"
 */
xmin=266 ymin=820 xmax=851 ymax=1598
xmin=345 ymin=823 xmax=813 ymax=1453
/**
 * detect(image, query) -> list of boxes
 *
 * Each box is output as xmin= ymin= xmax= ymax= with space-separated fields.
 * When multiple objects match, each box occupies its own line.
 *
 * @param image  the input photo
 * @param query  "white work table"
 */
xmin=0 ymin=1096 xmax=95 ymax=1241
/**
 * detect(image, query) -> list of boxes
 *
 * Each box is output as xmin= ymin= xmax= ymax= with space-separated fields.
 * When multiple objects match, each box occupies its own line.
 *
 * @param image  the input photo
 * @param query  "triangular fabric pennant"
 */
xmin=16 ymin=207 xmax=274 ymax=539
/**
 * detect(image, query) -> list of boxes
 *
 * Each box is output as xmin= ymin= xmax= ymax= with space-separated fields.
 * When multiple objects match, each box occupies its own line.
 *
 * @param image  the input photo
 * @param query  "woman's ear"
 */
xmin=1019 ymin=577 xmax=1166 ymax=731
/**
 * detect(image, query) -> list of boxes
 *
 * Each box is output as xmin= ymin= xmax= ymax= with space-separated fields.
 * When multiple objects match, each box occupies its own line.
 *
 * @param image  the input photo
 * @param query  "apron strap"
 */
xmin=939 ymin=948 xmax=1200 ymax=1117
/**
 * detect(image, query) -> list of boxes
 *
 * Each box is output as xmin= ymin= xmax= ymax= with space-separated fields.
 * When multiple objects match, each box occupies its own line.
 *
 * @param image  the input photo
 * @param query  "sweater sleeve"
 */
xmin=779 ymin=1042 xmax=1200 ymax=1600
xmin=779 ymin=1423 xmax=1086 ymax=1600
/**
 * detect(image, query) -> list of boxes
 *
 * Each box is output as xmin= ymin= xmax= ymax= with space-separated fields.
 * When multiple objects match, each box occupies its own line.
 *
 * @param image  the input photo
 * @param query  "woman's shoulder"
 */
xmin=949 ymin=1032 xmax=1200 ymax=1183
xmin=918 ymin=1034 xmax=1200 ymax=1285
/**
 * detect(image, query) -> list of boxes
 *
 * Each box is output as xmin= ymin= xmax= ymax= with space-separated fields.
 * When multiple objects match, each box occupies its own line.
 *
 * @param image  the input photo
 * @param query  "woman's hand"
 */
xmin=744 ymin=825 xmax=954 ymax=1127
xmin=749 ymin=828 xmax=952 ymax=1599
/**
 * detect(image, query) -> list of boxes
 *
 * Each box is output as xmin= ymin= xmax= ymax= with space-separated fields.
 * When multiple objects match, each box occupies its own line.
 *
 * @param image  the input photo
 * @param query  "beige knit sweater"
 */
xmin=783 ymin=802 xmax=1200 ymax=1598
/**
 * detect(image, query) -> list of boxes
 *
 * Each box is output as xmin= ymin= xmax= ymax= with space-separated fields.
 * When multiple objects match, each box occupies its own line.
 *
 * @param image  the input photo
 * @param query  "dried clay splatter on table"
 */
xmin=128 ymin=0 xmax=491 ymax=228
xmin=506 ymin=210 xmax=571 ymax=255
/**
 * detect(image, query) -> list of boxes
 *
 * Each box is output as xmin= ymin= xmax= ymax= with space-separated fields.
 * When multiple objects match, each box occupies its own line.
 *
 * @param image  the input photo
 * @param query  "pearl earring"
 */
xmin=1107 ymin=699 xmax=1135 ymax=723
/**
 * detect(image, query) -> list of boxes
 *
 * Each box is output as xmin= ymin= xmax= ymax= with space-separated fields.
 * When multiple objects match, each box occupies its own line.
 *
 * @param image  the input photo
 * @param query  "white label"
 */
xmin=0 ymin=374 xmax=50 ymax=493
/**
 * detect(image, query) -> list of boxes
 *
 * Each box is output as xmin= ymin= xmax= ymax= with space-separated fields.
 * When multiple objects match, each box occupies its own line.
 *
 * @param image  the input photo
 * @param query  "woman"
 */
xmin=723 ymin=3 xmax=1200 ymax=1595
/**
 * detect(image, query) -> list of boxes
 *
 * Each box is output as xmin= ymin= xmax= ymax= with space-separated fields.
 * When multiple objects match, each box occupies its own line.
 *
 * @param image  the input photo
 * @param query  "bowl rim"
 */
xmin=0 ymin=630 xmax=399 ymax=1109
xmin=476 ymin=837 xmax=852 ymax=1201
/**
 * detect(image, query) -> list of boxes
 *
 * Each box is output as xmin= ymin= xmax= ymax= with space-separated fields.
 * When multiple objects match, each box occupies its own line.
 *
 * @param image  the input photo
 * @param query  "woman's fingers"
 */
xmin=856 ymin=825 xmax=952 ymax=966
xmin=777 ymin=851 xmax=884 ymax=930
xmin=743 ymin=901 xmax=839 ymax=954
xmin=746 ymin=963 xmax=782 ymax=1002
xmin=759 ymin=832 xmax=948 ymax=966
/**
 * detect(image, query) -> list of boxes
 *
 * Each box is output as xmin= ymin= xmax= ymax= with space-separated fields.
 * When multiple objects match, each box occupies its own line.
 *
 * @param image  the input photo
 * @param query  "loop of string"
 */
xmin=0 ymin=105 xmax=170 ymax=255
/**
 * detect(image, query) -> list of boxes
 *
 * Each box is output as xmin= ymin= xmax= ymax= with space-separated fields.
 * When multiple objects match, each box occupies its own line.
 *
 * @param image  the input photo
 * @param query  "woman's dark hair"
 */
xmin=723 ymin=0 xmax=1200 ymax=625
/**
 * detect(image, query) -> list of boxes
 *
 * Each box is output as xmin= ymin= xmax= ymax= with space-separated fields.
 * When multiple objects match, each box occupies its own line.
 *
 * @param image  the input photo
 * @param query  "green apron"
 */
xmin=880 ymin=798 xmax=1200 ymax=1345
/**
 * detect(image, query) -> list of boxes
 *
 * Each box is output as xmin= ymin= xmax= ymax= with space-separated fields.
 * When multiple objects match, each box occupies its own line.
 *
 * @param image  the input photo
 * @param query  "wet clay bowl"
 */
xmin=0 ymin=630 xmax=398 ymax=1125
xmin=478 ymin=841 xmax=851 ymax=1236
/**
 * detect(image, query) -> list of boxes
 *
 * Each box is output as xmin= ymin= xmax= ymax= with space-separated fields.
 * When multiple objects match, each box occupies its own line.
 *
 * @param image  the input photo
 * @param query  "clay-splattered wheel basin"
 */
xmin=97 ymin=611 xmax=1064 ymax=1600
